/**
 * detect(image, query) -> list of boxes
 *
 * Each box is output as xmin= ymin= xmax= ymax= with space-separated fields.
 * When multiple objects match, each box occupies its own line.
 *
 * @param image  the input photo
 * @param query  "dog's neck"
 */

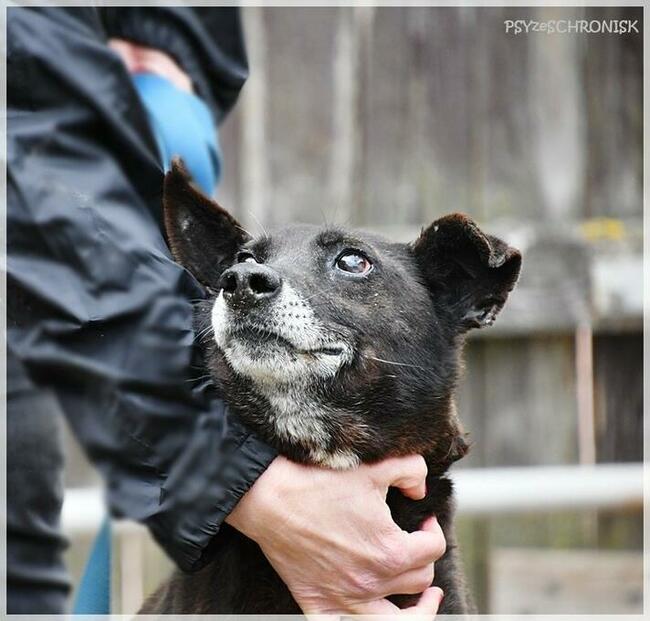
xmin=255 ymin=381 xmax=363 ymax=469
xmin=225 ymin=370 xmax=468 ymax=473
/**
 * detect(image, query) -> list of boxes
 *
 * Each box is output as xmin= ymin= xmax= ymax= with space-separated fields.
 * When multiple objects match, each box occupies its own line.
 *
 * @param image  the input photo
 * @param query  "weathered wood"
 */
xmin=593 ymin=333 xmax=643 ymax=465
xmin=456 ymin=516 xmax=491 ymax=612
xmin=583 ymin=7 xmax=643 ymax=219
xmin=236 ymin=6 xmax=270 ymax=231
xmin=456 ymin=336 xmax=579 ymax=468
xmin=490 ymin=547 xmax=642 ymax=614
xmin=259 ymin=7 xmax=339 ymax=228
xmin=224 ymin=6 xmax=641 ymax=226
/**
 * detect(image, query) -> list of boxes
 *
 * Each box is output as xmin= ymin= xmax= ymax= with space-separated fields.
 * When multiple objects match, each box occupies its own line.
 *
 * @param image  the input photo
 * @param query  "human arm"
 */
xmin=7 ymin=6 xmax=274 ymax=572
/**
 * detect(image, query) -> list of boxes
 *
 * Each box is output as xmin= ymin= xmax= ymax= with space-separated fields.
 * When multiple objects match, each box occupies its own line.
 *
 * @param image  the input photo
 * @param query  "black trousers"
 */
xmin=7 ymin=350 xmax=70 ymax=614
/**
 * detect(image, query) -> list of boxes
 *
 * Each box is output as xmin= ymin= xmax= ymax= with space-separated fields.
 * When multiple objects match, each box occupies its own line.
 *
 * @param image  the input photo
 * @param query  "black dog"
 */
xmin=141 ymin=160 xmax=521 ymax=614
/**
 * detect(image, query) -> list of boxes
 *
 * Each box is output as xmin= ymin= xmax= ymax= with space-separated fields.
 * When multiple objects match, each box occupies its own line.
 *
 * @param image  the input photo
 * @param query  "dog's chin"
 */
xmin=220 ymin=330 xmax=351 ymax=386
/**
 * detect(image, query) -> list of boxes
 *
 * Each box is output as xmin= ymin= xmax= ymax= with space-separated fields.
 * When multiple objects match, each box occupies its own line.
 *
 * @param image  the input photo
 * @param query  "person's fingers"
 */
xmin=347 ymin=587 xmax=443 ymax=618
xmin=400 ymin=524 xmax=447 ymax=568
xmin=108 ymin=39 xmax=193 ymax=92
xmin=353 ymin=597 xmax=401 ymax=615
xmin=372 ymin=455 xmax=428 ymax=500
xmin=400 ymin=586 xmax=444 ymax=617
xmin=381 ymin=563 xmax=435 ymax=596
xmin=420 ymin=515 xmax=446 ymax=553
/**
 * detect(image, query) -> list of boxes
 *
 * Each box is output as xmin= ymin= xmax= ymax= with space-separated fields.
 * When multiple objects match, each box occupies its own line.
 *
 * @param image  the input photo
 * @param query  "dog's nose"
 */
xmin=218 ymin=263 xmax=282 ymax=305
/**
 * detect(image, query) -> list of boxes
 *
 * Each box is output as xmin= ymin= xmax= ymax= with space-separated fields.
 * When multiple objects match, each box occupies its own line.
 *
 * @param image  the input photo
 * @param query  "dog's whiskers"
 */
xmin=317 ymin=202 xmax=330 ymax=228
xmin=236 ymin=224 xmax=255 ymax=238
xmin=362 ymin=354 xmax=429 ymax=371
xmin=184 ymin=373 xmax=214 ymax=383
xmin=195 ymin=324 xmax=214 ymax=342
xmin=196 ymin=323 xmax=213 ymax=335
xmin=303 ymin=285 xmax=337 ymax=303
xmin=248 ymin=211 xmax=269 ymax=238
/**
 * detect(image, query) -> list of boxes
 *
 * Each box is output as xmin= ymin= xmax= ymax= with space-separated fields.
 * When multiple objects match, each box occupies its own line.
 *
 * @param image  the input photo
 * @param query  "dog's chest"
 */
xmin=249 ymin=385 xmax=361 ymax=470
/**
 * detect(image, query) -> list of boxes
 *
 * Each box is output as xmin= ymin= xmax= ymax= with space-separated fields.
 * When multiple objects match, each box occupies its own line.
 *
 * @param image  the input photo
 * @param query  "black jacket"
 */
xmin=7 ymin=6 xmax=277 ymax=572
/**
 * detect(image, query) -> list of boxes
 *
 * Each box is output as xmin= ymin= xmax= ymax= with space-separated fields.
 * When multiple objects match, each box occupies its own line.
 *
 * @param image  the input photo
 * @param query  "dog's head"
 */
xmin=164 ymin=161 xmax=521 ymax=470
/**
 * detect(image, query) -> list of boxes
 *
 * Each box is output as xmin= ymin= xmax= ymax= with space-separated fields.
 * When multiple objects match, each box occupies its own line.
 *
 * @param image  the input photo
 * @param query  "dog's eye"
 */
xmin=335 ymin=251 xmax=373 ymax=275
xmin=237 ymin=252 xmax=258 ymax=264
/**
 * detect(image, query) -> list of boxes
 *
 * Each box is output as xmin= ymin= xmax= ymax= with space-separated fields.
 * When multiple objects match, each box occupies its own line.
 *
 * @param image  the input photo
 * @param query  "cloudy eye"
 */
xmin=237 ymin=251 xmax=258 ymax=264
xmin=335 ymin=251 xmax=373 ymax=275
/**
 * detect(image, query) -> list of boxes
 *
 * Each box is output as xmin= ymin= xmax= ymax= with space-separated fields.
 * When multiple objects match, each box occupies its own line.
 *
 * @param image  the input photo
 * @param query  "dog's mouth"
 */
xmin=211 ymin=288 xmax=354 ymax=383
xmin=229 ymin=325 xmax=347 ymax=357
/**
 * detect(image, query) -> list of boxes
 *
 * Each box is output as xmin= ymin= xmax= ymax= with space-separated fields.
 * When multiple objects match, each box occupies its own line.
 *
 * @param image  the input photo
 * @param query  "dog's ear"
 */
xmin=412 ymin=213 xmax=521 ymax=331
xmin=163 ymin=158 xmax=250 ymax=290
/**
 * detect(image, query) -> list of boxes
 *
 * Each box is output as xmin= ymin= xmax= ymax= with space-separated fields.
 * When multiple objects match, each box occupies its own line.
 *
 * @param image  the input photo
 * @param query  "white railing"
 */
xmin=451 ymin=463 xmax=643 ymax=515
xmin=62 ymin=463 xmax=643 ymax=534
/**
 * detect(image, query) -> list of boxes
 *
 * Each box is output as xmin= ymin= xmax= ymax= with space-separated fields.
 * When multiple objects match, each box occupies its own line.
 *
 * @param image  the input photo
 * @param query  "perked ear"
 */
xmin=412 ymin=213 xmax=522 ymax=331
xmin=163 ymin=158 xmax=250 ymax=290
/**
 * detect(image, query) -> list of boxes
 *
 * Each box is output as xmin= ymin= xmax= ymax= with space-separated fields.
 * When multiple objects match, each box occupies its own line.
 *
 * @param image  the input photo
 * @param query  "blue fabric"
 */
xmin=73 ymin=519 xmax=112 ymax=614
xmin=133 ymin=72 xmax=222 ymax=194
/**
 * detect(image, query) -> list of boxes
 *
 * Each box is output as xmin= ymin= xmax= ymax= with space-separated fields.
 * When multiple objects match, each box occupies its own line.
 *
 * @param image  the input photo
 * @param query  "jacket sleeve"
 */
xmin=99 ymin=7 xmax=248 ymax=123
xmin=7 ymin=6 xmax=276 ymax=572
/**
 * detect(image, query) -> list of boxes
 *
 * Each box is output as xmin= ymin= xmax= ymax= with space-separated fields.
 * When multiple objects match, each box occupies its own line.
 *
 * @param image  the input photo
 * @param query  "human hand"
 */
xmin=109 ymin=38 xmax=193 ymax=93
xmin=226 ymin=455 xmax=446 ymax=616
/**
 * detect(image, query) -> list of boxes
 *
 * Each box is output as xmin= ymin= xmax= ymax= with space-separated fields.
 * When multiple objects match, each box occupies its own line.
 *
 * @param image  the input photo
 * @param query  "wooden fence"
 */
xmin=219 ymin=6 xmax=642 ymax=227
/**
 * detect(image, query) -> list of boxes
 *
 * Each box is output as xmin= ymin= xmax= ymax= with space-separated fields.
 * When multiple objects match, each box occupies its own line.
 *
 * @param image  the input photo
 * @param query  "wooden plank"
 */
xmin=527 ymin=7 xmax=586 ymax=222
xmin=456 ymin=516 xmax=491 ymax=612
xmin=456 ymin=336 xmax=578 ymax=468
xmin=238 ymin=7 xmax=270 ymax=231
xmin=490 ymin=547 xmax=643 ymax=614
xmin=216 ymin=89 xmax=242 ymax=214
xmin=593 ymin=333 xmax=643 ymax=464
xmin=583 ymin=7 xmax=643 ymax=219
xmin=329 ymin=7 xmax=376 ymax=227
xmin=262 ymin=7 xmax=339 ymax=227
xmin=329 ymin=7 xmax=358 ymax=227
xmin=455 ymin=334 xmax=577 ymax=614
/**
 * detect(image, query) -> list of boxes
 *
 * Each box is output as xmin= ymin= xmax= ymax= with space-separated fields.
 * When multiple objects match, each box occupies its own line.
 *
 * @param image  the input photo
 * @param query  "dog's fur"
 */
xmin=140 ymin=160 xmax=521 ymax=615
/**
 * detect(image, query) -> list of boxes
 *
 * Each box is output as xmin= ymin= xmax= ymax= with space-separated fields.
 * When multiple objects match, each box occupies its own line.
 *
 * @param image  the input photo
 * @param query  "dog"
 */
xmin=140 ymin=160 xmax=521 ymax=614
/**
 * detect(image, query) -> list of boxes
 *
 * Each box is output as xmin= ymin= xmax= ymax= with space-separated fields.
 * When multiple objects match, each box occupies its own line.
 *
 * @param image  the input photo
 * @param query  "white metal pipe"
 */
xmin=61 ymin=463 xmax=643 ymax=533
xmin=451 ymin=463 xmax=643 ymax=515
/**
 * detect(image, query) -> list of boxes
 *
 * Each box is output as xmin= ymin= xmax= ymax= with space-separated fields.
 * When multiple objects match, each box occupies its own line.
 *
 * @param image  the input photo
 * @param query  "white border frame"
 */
xmin=1 ymin=1 xmax=645 ymax=619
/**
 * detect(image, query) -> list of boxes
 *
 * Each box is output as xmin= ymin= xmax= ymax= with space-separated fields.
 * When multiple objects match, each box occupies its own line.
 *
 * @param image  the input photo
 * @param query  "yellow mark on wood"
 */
xmin=581 ymin=218 xmax=625 ymax=241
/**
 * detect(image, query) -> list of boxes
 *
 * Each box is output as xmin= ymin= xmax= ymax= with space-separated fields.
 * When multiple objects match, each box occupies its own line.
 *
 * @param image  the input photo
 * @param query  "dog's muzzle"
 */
xmin=211 ymin=272 xmax=354 ymax=385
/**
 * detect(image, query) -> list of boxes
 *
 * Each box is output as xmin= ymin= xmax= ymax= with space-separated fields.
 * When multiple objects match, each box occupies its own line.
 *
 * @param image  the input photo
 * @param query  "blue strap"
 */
xmin=132 ymin=72 xmax=222 ymax=195
xmin=72 ymin=519 xmax=112 ymax=614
